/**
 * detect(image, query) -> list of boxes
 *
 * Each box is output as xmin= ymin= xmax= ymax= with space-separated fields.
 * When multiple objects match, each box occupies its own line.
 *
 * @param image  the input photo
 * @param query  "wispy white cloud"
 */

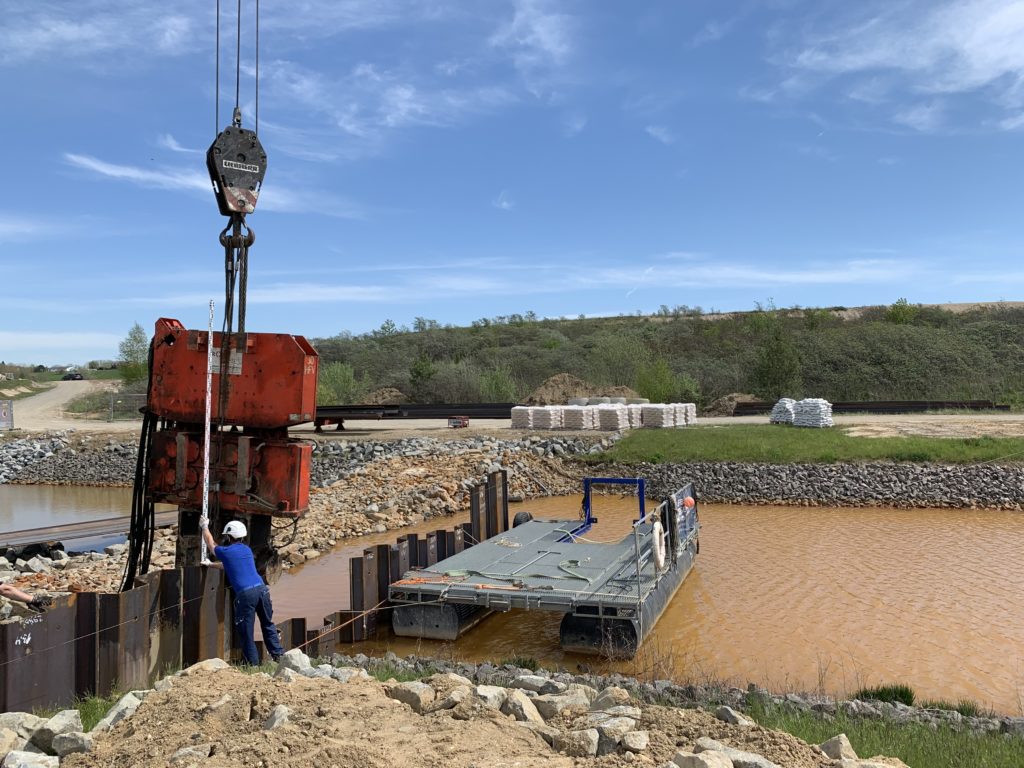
xmin=63 ymin=153 xmax=364 ymax=218
xmin=261 ymin=59 xmax=517 ymax=159
xmin=562 ymin=111 xmax=587 ymax=137
xmin=0 ymin=2 xmax=200 ymax=63
xmin=781 ymin=0 xmax=1024 ymax=131
xmin=492 ymin=190 xmax=515 ymax=211
xmin=0 ymin=214 xmax=47 ymax=241
xmin=64 ymin=153 xmax=208 ymax=192
xmin=490 ymin=0 xmax=575 ymax=95
xmin=158 ymin=133 xmax=203 ymax=154
xmin=893 ymin=102 xmax=945 ymax=132
xmin=692 ymin=18 xmax=737 ymax=47
xmin=645 ymin=124 xmax=675 ymax=144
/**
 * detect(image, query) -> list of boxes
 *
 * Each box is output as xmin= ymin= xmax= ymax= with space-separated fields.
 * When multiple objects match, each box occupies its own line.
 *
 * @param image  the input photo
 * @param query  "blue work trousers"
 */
xmin=233 ymin=585 xmax=284 ymax=666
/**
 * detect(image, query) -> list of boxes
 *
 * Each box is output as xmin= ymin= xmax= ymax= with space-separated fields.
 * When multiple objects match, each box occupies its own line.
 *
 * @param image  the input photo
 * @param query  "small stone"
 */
xmin=820 ymin=734 xmax=858 ymax=760
xmin=553 ymin=729 xmax=600 ymax=757
xmin=428 ymin=685 xmax=472 ymax=712
xmin=170 ymin=744 xmax=213 ymax=764
xmin=533 ymin=689 xmax=591 ymax=720
xmin=385 ymin=681 xmax=436 ymax=714
xmin=274 ymin=667 xmax=298 ymax=683
xmin=263 ymin=704 xmax=290 ymax=730
xmin=154 ymin=678 xmax=174 ymax=693
xmin=715 ymin=706 xmax=754 ymax=728
xmin=694 ymin=737 xmax=780 ymax=768
xmin=330 ymin=667 xmax=369 ymax=683
xmin=622 ymin=730 xmax=650 ymax=752
xmin=512 ymin=674 xmax=566 ymax=695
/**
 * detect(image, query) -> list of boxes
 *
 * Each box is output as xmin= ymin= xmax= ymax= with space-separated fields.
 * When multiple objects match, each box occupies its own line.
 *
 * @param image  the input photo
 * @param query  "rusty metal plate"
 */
xmin=0 ymin=597 xmax=76 ymax=712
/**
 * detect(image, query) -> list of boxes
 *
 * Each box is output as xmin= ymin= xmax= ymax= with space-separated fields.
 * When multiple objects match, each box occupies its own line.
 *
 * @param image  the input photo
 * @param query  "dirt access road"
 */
xmin=8 ymin=383 xmax=1024 ymax=439
xmin=5 ymin=380 xmax=117 ymax=433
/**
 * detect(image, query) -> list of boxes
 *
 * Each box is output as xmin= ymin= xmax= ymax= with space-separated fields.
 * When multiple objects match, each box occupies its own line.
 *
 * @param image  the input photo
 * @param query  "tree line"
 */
xmin=310 ymin=301 xmax=1024 ymax=407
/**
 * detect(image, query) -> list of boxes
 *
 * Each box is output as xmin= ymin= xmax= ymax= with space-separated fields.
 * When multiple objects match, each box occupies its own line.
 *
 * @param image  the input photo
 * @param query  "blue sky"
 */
xmin=3 ymin=0 xmax=1024 ymax=364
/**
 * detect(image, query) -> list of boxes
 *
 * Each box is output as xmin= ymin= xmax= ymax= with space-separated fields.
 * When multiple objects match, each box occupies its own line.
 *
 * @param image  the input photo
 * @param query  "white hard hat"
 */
xmin=222 ymin=520 xmax=247 ymax=539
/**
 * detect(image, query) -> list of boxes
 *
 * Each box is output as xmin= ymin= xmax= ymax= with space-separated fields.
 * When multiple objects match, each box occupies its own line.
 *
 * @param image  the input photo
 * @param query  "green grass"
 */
xmin=35 ymin=691 xmax=124 ymax=732
xmin=0 ymin=379 xmax=54 ymax=400
xmin=921 ymin=699 xmax=995 ymax=718
xmin=853 ymin=683 xmax=916 ymax=706
xmin=747 ymin=700 xmax=1023 ymax=768
xmin=598 ymin=425 xmax=1024 ymax=464
xmin=500 ymin=655 xmax=539 ymax=671
xmin=63 ymin=390 xmax=112 ymax=415
xmin=364 ymin=660 xmax=435 ymax=683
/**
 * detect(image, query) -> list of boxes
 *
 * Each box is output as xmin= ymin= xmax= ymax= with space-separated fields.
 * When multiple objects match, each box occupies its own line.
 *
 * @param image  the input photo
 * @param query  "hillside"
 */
xmin=311 ymin=301 xmax=1024 ymax=407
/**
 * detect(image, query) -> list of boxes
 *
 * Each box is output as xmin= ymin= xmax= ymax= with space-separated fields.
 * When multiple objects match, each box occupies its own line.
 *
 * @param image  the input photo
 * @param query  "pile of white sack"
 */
xmin=510 ymin=402 xmax=698 ymax=430
xmin=792 ymin=398 xmax=834 ymax=428
xmin=769 ymin=398 xmax=796 ymax=424
xmin=510 ymin=406 xmax=532 ymax=429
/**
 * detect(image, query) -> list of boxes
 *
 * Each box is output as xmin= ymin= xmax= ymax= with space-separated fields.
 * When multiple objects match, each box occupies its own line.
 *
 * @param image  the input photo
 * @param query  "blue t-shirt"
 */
xmin=214 ymin=543 xmax=264 ymax=592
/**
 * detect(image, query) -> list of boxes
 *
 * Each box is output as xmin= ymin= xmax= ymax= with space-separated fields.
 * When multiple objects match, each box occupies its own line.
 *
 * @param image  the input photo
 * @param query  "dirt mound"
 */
xmin=363 ymin=387 xmax=405 ymax=405
xmin=526 ymin=373 xmax=598 ymax=405
xmin=601 ymin=385 xmax=640 ymax=399
xmin=64 ymin=667 xmax=833 ymax=768
xmin=703 ymin=392 xmax=759 ymax=416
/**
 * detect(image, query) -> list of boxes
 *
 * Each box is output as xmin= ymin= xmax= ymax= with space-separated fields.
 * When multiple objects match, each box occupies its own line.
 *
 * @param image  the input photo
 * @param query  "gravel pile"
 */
xmin=0 ymin=433 xmax=135 ymax=486
xmin=0 ymin=434 xmax=75 ymax=484
xmin=598 ymin=460 xmax=1024 ymax=509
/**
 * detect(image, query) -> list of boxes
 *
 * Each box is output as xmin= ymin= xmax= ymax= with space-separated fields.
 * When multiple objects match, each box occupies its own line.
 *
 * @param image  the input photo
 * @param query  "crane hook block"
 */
xmin=206 ymin=126 xmax=268 ymax=216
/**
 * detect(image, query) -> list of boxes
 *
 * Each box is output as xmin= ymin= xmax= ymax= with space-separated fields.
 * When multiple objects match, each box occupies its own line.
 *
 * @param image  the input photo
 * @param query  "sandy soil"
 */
xmin=63 ymin=666 xmax=834 ymax=768
xmin=10 ymin=383 xmax=1024 ymax=440
xmin=6 ymin=380 xmax=118 ymax=433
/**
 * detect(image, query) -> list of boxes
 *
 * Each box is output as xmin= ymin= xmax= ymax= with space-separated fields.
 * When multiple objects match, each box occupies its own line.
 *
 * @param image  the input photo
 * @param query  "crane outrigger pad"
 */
xmin=206 ymin=126 xmax=267 ymax=215
xmin=389 ymin=480 xmax=700 ymax=658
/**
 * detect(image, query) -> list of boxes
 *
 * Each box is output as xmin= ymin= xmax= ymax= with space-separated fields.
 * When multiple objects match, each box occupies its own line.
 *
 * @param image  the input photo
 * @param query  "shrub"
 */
xmin=853 ymin=683 xmax=916 ymax=706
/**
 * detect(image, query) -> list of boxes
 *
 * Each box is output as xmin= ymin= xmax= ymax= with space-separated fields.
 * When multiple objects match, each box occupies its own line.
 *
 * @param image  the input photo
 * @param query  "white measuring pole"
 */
xmin=200 ymin=299 xmax=215 ymax=565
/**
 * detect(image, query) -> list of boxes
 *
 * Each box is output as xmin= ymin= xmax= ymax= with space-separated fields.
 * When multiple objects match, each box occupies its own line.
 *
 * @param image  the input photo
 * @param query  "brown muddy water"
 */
xmin=6 ymin=486 xmax=1023 ymax=712
xmin=275 ymin=495 xmax=1024 ymax=714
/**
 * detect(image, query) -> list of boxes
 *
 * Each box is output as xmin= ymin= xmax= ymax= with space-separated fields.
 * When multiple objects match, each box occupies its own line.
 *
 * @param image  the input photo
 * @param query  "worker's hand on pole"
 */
xmin=199 ymin=515 xmax=210 ymax=531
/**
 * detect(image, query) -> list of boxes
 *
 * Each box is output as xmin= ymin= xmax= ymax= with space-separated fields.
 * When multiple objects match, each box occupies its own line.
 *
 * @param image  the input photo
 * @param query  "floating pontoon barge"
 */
xmin=389 ymin=477 xmax=700 ymax=657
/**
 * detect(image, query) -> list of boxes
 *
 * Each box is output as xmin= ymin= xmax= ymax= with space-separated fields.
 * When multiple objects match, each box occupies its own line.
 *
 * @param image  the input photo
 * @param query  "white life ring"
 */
xmin=651 ymin=520 xmax=666 ymax=571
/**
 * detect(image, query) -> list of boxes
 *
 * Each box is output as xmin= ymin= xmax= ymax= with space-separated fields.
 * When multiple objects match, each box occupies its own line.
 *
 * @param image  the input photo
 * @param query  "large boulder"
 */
xmin=385 ymin=681 xmax=436 ymax=714
xmin=51 ymin=732 xmax=94 ymax=758
xmin=474 ymin=685 xmax=508 ymax=710
xmin=820 ymin=734 xmax=858 ymax=760
xmin=622 ymin=730 xmax=650 ymax=753
xmin=674 ymin=752 xmax=734 ymax=768
xmin=552 ymin=729 xmax=600 ymax=757
xmin=0 ymin=714 xmax=43 ymax=743
xmin=695 ymin=737 xmax=780 ymax=768
xmin=91 ymin=692 xmax=142 ymax=733
xmin=180 ymin=658 xmax=230 ymax=676
xmin=500 ymin=689 xmax=545 ymax=724
xmin=715 ymin=706 xmax=754 ymax=728
xmin=276 ymin=649 xmax=313 ymax=675
xmin=591 ymin=686 xmax=632 ymax=711
xmin=1 ymin=753 xmax=58 ymax=768
xmin=30 ymin=710 xmax=82 ymax=753
xmin=533 ymin=687 xmax=592 ymax=720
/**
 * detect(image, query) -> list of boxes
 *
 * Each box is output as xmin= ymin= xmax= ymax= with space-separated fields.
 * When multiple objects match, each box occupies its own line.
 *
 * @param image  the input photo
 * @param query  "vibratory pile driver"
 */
xmin=120 ymin=1 xmax=318 ymax=590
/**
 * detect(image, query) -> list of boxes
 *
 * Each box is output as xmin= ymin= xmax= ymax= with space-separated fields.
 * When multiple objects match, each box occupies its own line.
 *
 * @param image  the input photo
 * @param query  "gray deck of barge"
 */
xmin=389 ymin=518 xmax=663 ymax=613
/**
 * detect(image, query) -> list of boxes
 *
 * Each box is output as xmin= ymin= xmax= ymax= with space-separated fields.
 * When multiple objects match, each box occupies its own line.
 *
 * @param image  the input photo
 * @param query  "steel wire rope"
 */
xmin=234 ymin=0 xmax=242 ymax=119
xmin=215 ymin=0 xmax=220 ymax=134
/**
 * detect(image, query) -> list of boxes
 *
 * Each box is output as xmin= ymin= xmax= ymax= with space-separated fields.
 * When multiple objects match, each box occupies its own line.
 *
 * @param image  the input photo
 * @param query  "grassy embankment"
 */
xmin=749 ymin=700 xmax=1022 ymax=768
xmin=0 ymin=379 xmax=54 ymax=400
xmin=601 ymin=425 xmax=1024 ymax=464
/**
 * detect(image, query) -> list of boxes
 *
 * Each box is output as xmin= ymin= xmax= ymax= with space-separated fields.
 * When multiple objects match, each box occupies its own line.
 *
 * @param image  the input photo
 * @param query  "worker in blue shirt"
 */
xmin=200 ymin=518 xmax=285 ymax=665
